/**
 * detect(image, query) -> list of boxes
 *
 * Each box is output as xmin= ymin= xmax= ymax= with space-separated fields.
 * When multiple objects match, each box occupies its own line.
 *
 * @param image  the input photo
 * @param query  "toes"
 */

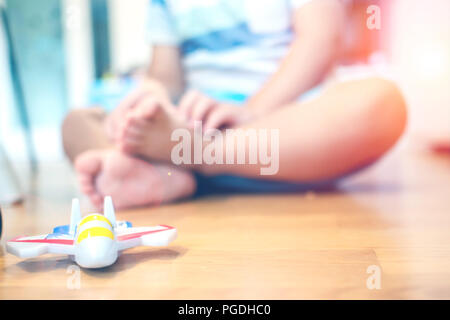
xmin=88 ymin=193 xmax=103 ymax=210
xmin=78 ymin=176 xmax=96 ymax=194
xmin=131 ymin=96 xmax=161 ymax=121
xmin=118 ymin=115 xmax=145 ymax=141
xmin=123 ymin=118 xmax=145 ymax=138
xmin=74 ymin=150 xmax=104 ymax=201
xmin=118 ymin=119 xmax=145 ymax=154
xmin=119 ymin=138 xmax=140 ymax=153
xmin=74 ymin=150 xmax=103 ymax=175
xmin=138 ymin=97 xmax=161 ymax=120
xmin=140 ymin=102 xmax=160 ymax=120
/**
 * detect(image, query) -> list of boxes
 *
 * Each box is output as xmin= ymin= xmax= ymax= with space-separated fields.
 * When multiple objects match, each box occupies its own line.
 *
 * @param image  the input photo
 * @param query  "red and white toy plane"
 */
xmin=6 ymin=196 xmax=177 ymax=268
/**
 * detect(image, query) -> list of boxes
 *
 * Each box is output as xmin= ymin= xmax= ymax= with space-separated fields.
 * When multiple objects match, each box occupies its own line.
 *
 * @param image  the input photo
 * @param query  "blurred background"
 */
xmin=0 ymin=0 xmax=449 ymax=202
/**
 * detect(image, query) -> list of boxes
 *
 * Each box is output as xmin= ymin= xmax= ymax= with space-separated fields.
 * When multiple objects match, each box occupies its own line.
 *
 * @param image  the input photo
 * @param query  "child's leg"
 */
xmin=120 ymin=77 xmax=407 ymax=182
xmin=62 ymin=107 xmax=111 ymax=161
xmin=61 ymin=108 xmax=196 ymax=209
xmin=204 ymin=77 xmax=407 ymax=181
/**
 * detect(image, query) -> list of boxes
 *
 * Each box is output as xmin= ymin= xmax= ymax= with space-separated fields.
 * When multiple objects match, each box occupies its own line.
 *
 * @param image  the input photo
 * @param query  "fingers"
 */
xmin=178 ymin=90 xmax=201 ymax=120
xmin=191 ymin=96 xmax=217 ymax=123
xmin=204 ymin=108 xmax=236 ymax=131
xmin=178 ymin=90 xmax=221 ymax=129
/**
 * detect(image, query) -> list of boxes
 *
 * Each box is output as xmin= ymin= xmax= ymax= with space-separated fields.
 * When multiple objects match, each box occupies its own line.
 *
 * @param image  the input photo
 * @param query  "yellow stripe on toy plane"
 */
xmin=78 ymin=214 xmax=113 ymax=228
xmin=76 ymin=227 xmax=114 ymax=244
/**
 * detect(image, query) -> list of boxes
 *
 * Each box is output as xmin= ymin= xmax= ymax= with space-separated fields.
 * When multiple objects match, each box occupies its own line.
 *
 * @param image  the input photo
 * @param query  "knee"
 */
xmin=61 ymin=108 xmax=102 ymax=153
xmin=62 ymin=108 xmax=90 ymax=127
xmin=377 ymin=78 xmax=407 ymax=134
xmin=62 ymin=109 xmax=88 ymax=138
xmin=363 ymin=78 xmax=408 ymax=148
xmin=62 ymin=108 xmax=104 ymax=136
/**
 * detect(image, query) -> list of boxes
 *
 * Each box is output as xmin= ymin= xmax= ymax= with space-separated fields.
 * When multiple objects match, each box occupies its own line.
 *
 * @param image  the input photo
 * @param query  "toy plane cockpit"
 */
xmin=6 ymin=196 xmax=177 ymax=268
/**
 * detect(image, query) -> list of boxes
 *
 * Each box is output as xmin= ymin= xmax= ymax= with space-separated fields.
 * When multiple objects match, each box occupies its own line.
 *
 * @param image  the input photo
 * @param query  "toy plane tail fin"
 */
xmin=69 ymin=198 xmax=82 ymax=234
xmin=103 ymin=196 xmax=116 ymax=227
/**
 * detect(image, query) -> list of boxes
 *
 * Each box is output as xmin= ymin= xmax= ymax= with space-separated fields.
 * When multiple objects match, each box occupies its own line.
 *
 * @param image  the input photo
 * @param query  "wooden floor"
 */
xmin=0 ymin=150 xmax=449 ymax=299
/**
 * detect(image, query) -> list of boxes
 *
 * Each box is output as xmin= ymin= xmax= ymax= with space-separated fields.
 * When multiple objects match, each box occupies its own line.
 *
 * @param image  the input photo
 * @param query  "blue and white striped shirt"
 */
xmin=147 ymin=0 xmax=314 ymax=97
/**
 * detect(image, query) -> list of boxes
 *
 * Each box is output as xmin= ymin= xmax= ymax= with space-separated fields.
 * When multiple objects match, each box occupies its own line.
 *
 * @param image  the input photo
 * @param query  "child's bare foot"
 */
xmin=74 ymin=149 xmax=196 ymax=209
xmin=117 ymin=97 xmax=193 ymax=162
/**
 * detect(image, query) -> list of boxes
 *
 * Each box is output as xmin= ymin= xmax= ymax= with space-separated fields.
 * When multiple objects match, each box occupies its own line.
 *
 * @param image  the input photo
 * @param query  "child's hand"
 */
xmin=177 ymin=90 xmax=255 ymax=131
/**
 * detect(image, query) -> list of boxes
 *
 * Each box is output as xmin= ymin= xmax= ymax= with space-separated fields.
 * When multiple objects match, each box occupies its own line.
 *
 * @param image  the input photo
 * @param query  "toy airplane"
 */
xmin=6 ymin=196 xmax=177 ymax=268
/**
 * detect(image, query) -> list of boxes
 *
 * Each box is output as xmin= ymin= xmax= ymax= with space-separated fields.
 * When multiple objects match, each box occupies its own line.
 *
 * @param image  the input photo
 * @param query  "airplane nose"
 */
xmin=75 ymin=237 xmax=118 ymax=268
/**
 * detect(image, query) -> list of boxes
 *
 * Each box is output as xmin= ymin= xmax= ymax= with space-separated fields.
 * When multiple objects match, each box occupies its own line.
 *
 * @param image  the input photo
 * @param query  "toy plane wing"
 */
xmin=6 ymin=234 xmax=75 ymax=258
xmin=116 ymin=225 xmax=177 ymax=251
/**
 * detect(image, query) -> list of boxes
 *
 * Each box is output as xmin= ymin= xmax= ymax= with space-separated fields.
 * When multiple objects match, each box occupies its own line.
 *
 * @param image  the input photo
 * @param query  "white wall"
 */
xmin=388 ymin=0 xmax=450 ymax=144
xmin=108 ymin=0 xmax=150 ymax=74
